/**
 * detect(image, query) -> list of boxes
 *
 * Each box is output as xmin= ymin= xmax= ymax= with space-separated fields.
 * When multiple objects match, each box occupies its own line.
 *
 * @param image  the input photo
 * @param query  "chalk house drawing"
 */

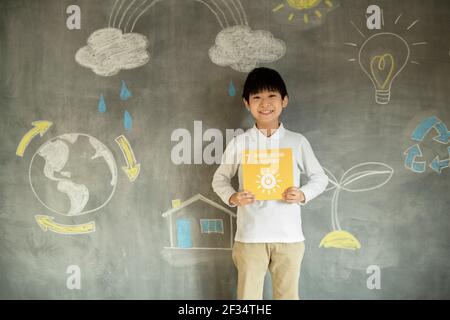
xmin=161 ymin=194 xmax=236 ymax=267
xmin=345 ymin=13 xmax=426 ymax=104
xmin=75 ymin=0 xmax=286 ymax=75
xmin=320 ymin=162 xmax=394 ymax=250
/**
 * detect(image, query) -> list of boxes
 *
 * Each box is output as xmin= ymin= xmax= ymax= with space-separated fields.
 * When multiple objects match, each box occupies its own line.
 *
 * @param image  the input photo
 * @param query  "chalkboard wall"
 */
xmin=0 ymin=0 xmax=449 ymax=299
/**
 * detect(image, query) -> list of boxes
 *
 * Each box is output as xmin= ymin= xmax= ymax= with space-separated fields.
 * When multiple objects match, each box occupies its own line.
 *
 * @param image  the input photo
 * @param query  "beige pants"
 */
xmin=232 ymin=241 xmax=305 ymax=300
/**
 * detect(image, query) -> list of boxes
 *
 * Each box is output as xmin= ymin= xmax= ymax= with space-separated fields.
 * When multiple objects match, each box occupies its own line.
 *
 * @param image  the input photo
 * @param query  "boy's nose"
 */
xmin=260 ymin=99 xmax=271 ymax=108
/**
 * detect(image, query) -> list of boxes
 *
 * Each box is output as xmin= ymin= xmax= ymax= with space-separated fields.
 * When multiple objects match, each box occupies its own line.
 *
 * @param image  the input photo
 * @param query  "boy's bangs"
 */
xmin=248 ymin=84 xmax=280 ymax=96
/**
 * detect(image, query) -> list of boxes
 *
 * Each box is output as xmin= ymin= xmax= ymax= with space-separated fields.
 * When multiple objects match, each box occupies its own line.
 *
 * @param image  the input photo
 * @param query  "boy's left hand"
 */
xmin=282 ymin=187 xmax=305 ymax=204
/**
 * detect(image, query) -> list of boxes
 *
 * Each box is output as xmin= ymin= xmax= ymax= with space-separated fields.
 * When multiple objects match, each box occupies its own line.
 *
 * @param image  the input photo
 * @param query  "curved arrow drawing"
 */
xmin=115 ymin=135 xmax=140 ymax=181
xmin=411 ymin=116 xmax=449 ymax=144
xmin=35 ymin=215 xmax=95 ymax=235
xmin=411 ymin=116 xmax=439 ymax=142
xmin=429 ymin=146 xmax=450 ymax=174
xmin=16 ymin=121 xmax=53 ymax=157
xmin=433 ymin=122 xmax=450 ymax=144
xmin=404 ymin=144 xmax=426 ymax=173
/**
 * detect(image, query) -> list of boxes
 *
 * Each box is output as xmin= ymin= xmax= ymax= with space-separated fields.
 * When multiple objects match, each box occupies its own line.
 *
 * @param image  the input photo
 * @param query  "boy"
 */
xmin=212 ymin=67 xmax=328 ymax=300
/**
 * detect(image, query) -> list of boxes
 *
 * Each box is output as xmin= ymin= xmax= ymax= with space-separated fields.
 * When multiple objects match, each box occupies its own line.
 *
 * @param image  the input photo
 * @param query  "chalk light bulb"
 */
xmin=358 ymin=33 xmax=410 ymax=104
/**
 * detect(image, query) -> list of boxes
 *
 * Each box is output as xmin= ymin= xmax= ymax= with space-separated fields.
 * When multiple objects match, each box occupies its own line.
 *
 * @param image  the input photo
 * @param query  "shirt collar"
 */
xmin=250 ymin=122 xmax=285 ymax=140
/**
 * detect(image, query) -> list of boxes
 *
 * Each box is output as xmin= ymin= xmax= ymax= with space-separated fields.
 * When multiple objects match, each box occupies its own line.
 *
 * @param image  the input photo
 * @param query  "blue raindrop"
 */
xmin=124 ymin=110 xmax=132 ymax=131
xmin=98 ymin=94 xmax=106 ymax=113
xmin=120 ymin=80 xmax=132 ymax=101
xmin=228 ymin=80 xmax=236 ymax=97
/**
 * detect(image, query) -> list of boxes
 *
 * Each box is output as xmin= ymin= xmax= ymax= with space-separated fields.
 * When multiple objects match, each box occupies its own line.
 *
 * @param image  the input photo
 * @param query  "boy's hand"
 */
xmin=282 ymin=187 xmax=305 ymax=204
xmin=229 ymin=191 xmax=256 ymax=206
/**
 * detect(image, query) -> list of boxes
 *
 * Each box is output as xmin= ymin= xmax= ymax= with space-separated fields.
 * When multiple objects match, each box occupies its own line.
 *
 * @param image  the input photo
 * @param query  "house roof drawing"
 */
xmin=161 ymin=194 xmax=236 ymax=218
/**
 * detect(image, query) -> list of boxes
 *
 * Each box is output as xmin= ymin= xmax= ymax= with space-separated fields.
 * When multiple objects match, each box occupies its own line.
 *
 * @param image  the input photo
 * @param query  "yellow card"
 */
xmin=242 ymin=148 xmax=294 ymax=200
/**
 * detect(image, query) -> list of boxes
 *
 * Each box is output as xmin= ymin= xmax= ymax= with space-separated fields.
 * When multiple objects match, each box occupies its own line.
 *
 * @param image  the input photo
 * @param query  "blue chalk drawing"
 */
xmin=429 ymin=147 xmax=450 ymax=174
xmin=120 ymin=80 xmax=132 ymax=101
xmin=200 ymin=219 xmax=224 ymax=233
xmin=411 ymin=116 xmax=439 ymax=141
xmin=433 ymin=122 xmax=450 ymax=144
xmin=405 ymin=116 xmax=449 ymax=174
xmin=404 ymin=144 xmax=426 ymax=173
xmin=124 ymin=110 xmax=132 ymax=131
xmin=98 ymin=94 xmax=106 ymax=113
xmin=200 ymin=220 xmax=209 ymax=233
xmin=228 ymin=80 xmax=236 ymax=97
xmin=176 ymin=218 xmax=192 ymax=248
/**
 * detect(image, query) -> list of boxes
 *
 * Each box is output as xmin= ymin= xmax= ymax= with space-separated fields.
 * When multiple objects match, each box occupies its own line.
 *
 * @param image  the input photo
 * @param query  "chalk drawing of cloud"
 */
xmin=208 ymin=25 xmax=286 ymax=73
xmin=75 ymin=28 xmax=150 ymax=76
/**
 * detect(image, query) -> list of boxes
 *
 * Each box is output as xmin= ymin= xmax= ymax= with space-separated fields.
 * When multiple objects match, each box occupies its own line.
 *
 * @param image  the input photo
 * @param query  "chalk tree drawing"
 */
xmin=161 ymin=194 xmax=236 ymax=266
xmin=320 ymin=162 xmax=394 ymax=250
xmin=404 ymin=116 xmax=450 ymax=174
xmin=272 ymin=0 xmax=338 ymax=29
xmin=76 ymin=0 xmax=286 ymax=75
xmin=345 ymin=13 xmax=426 ymax=105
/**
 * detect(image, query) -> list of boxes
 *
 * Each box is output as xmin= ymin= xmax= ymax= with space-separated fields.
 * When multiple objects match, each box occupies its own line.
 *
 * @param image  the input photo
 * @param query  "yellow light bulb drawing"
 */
xmin=358 ymin=33 xmax=410 ymax=105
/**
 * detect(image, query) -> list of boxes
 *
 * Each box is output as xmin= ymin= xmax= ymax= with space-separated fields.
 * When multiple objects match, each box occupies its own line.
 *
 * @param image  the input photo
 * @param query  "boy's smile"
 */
xmin=243 ymin=90 xmax=288 ymax=131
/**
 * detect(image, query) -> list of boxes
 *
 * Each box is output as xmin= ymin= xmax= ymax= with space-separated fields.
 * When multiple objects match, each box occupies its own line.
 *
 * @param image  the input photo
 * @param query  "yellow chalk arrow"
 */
xmin=16 ymin=121 xmax=53 ymax=157
xmin=35 ymin=215 xmax=95 ymax=235
xmin=115 ymin=135 xmax=140 ymax=182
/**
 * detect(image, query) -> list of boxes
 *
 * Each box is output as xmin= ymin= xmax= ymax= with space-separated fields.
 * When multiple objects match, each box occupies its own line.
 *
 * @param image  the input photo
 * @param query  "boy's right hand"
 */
xmin=229 ymin=191 xmax=256 ymax=206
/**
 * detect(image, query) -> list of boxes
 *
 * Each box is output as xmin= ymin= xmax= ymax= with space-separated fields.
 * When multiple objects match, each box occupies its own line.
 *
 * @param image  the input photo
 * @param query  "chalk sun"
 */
xmin=273 ymin=0 xmax=334 ymax=24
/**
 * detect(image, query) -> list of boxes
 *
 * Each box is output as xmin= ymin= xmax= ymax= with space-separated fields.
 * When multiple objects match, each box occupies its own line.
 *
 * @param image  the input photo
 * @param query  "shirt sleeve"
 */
xmin=212 ymin=138 xmax=239 ymax=207
xmin=298 ymin=137 xmax=328 ymax=206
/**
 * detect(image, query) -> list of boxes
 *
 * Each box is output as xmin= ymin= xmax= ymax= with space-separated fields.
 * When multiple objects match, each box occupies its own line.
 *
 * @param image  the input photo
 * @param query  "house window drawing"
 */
xmin=161 ymin=194 xmax=236 ymax=251
xmin=200 ymin=219 xmax=224 ymax=234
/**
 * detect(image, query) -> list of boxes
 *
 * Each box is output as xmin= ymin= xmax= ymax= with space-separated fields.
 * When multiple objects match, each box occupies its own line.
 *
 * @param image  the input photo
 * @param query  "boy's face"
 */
xmin=243 ymin=90 xmax=288 ymax=126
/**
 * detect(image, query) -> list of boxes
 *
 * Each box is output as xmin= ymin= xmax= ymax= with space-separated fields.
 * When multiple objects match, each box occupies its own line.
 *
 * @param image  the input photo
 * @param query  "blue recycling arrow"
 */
xmin=432 ymin=122 xmax=450 ymax=144
xmin=404 ymin=144 xmax=426 ymax=173
xmin=429 ymin=147 xmax=450 ymax=174
xmin=411 ymin=116 xmax=439 ymax=141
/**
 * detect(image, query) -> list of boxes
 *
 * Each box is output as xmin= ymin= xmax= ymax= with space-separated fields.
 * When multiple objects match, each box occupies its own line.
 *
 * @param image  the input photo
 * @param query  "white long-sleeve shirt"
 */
xmin=212 ymin=123 xmax=328 ymax=243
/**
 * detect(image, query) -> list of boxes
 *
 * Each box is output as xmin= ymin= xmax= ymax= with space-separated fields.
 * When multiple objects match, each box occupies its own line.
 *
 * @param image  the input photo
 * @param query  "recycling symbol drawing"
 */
xmin=404 ymin=116 xmax=450 ymax=174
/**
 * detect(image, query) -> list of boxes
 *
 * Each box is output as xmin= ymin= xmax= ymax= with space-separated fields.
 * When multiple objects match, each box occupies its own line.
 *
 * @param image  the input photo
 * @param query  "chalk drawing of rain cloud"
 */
xmin=75 ymin=28 xmax=150 ymax=76
xmin=209 ymin=25 xmax=286 ymax=72
xmin=75 ymin=0 xmax=286 ymax=75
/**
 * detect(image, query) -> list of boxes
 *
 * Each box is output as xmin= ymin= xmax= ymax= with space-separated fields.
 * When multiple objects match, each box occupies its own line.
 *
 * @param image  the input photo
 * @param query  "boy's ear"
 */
xmin=282 ymin=96 xmax=289 ymax=108
xmin=243 ymin=98 xmax=250 ymax=109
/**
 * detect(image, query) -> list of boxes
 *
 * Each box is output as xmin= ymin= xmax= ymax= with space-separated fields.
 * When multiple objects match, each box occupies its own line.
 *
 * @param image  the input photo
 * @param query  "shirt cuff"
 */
xmin=221 ymin=189 xmax=237 ymax=208
xmin=298 ymin=187 xmax=313 ymax=206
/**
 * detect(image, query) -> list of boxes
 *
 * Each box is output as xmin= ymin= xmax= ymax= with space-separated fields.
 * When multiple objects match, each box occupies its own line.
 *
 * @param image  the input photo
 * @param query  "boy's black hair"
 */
xmin=242 ymin=67 xmax=288 ymax=103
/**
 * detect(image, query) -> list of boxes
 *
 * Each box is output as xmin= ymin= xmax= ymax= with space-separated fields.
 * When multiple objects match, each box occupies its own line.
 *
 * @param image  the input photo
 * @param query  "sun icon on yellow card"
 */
xmin=273 ymin=0 xmax=335 ymax=24
xmin=256 ymin=167 xmax=283 ymax=196
xmin=243 ymin=148 xmax=294 ymax=200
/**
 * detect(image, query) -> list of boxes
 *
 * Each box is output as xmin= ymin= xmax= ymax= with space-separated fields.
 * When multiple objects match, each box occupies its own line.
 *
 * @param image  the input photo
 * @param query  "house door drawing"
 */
xmin=176 ymin=218 xmax=192 ymax=248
